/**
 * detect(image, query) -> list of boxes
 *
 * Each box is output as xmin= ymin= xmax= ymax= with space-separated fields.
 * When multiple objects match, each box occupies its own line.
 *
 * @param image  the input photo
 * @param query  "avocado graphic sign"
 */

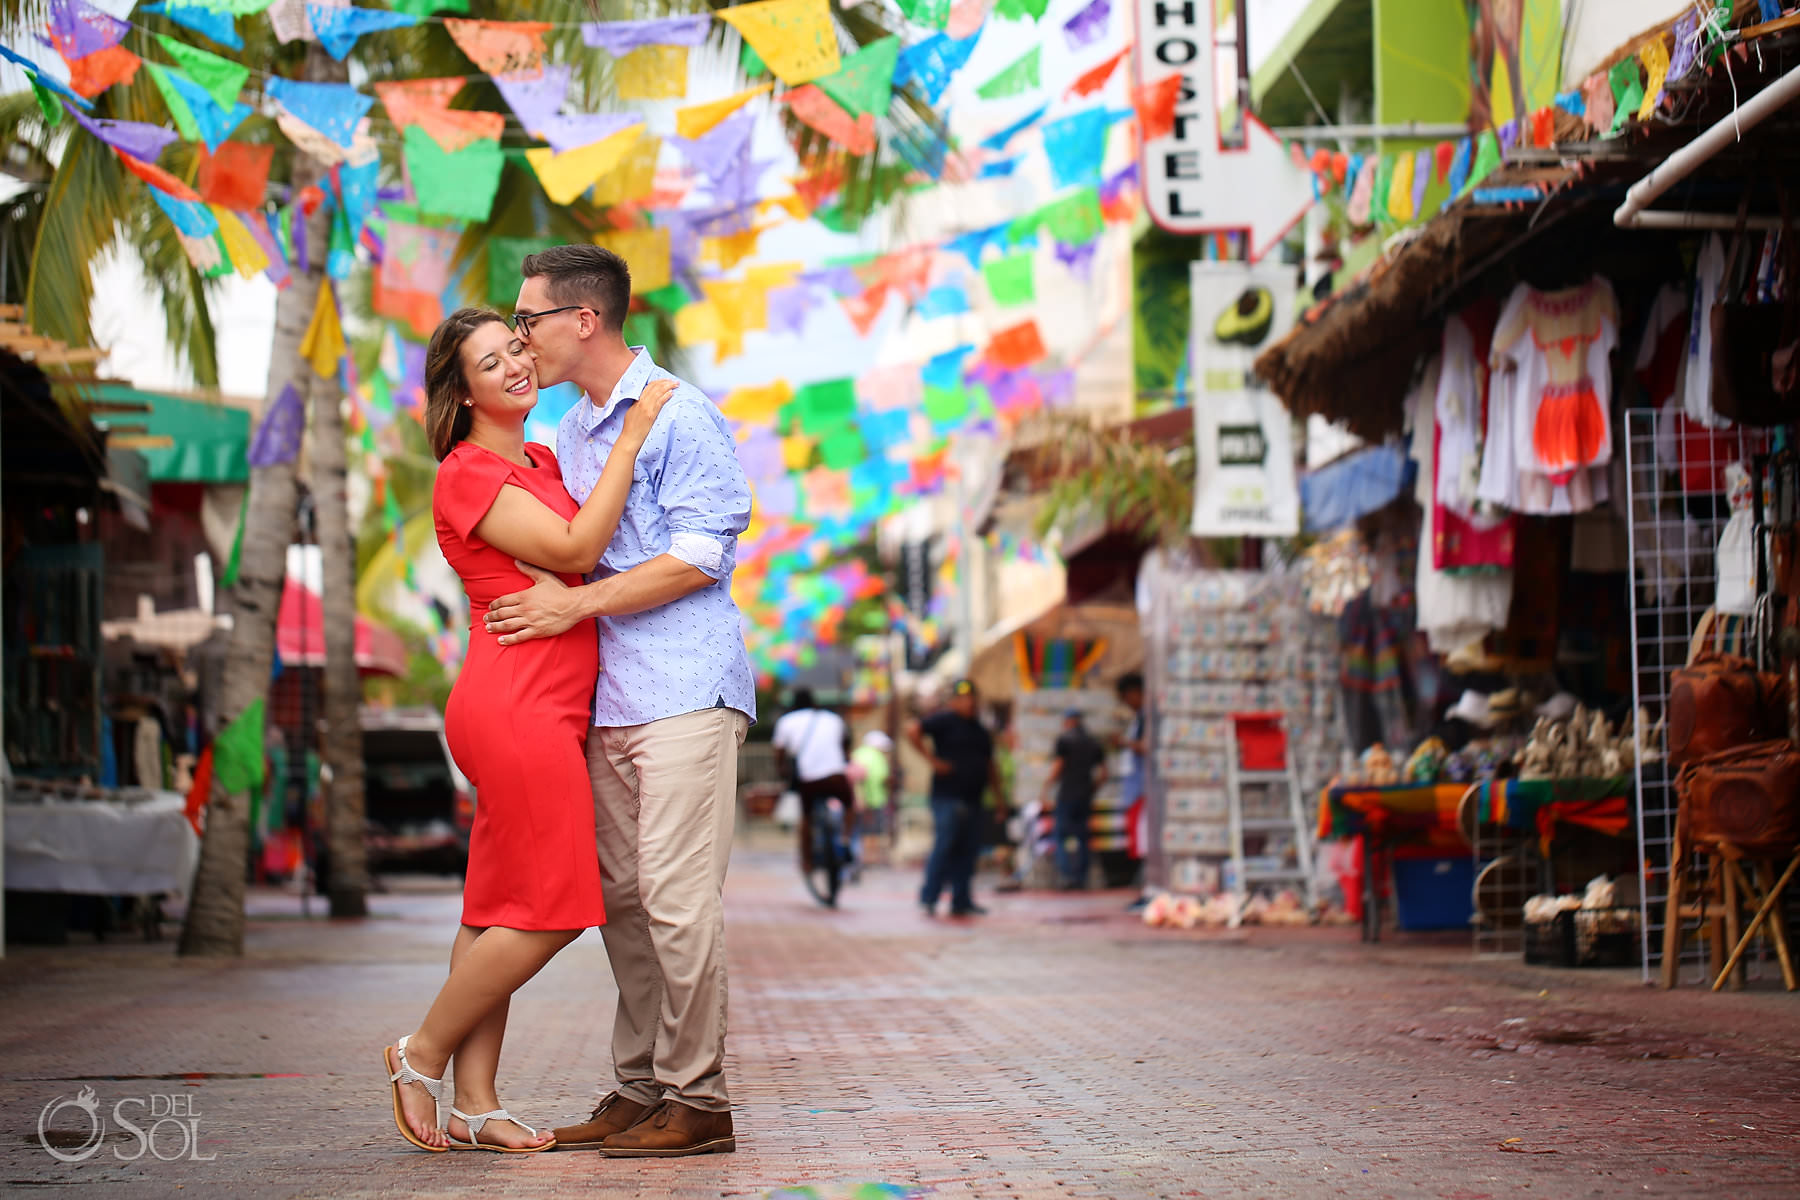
xmin=1189 ymin=261 xmax=1299 ymax=537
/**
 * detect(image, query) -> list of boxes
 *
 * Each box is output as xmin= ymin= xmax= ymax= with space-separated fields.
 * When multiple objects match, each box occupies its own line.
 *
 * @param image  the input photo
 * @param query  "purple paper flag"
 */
xmin=766 ymin=285 xmax=814 ymax=337
xmin=737 ymin=428 xmax=786 ymax=480
xmin=800 ymin=264 xmax=862 ymax=296
xmin=495 ymin=65 xmax=642 ymax=154
xmin=1062 ymin=0 xmax=1110 ymax=50
xmin=1039 ymin=367 xmax=1076 ymax=408
xmin=669 ymin=112 xmax=756 ymax=187
xmin=1667 ymin=14 xmax=1697 ymax=83
xmin=1055 ymin=239 xmax=1096 ymax=280
xmin=291 ymin=204 xmax=308 ymax=273
xmin=580 ymin=14 xmax=712 ymax=55
xmin=400 ymin=342 xmax=427 ymax=411
xmin=1099 ymin=161 xmax=1137 ymax=207
xmin=655 ymin=210 xmax=703 ymax=279
xmin=68 ymin=111 xmax=179 ymax=163
xmin=246 ymin=213 xmax=290 ymax=287
xmin=755 ymin=475 xmax=799 ymax=519
xmin=248 ymin=383 xmax=306 ymax=468
xmin=48 ymin=0 xmax=128 ymax=59
xmin=1498 ymin=118 xmax=1519 ymax=154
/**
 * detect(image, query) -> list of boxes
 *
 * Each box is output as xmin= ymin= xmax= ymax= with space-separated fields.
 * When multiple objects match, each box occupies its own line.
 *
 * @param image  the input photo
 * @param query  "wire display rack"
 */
xmin=1623 ymin=408 xmax=1786 ymax=984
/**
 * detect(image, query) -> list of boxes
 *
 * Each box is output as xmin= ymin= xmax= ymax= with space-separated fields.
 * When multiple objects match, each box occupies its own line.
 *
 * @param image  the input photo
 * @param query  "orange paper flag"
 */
xmin=444 ymin=18 xmax=552 ymax=77
xmin=198 ymin=141 xmax=274 ymax=211
xmin=841 ymin=284 xmax=890 ymax=336
xmin=786 ymin=85 xmax=875 ymax=155
xmin=375 ymin=79 xmax=505 ymax=153
xmin=117 ymin=147 xmax=200 ymax=201
xmin=1134 ymin=74 xmax=1183 ymax=142
xmin=68 ymin=43 xmax=140 ymax=98
xmin=1067 ymin=47 xmax=1127 ymax=98
xmin=987 ymin=319 xmax=1047 ymax=368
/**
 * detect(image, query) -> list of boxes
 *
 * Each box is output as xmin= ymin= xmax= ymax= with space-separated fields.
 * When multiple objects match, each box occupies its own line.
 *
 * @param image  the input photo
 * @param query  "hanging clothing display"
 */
xmin=1433 ymin=302 xmax=1515 ymax=568
xmin=1407 ymin=355 xmax=1514 ymax=654
xmin=1641 ymin=281 xmax=1735 ymax=494
xmin=1486 ymin=278 xmax=1618 ymax=514
xmin=1680 ymin=233 xmax=1730 ymax=429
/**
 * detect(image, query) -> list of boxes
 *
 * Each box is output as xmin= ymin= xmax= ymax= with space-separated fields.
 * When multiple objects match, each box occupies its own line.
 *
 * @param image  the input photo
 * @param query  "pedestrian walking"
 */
xmin=1044 ymin=710 xmax=1107 ymax=890
xmin=382 ymin=307 xmax=673 ymax=1153
xmin=773 ymin=689 xmax=857 ymax=898
xmin=850 ymin=730 xmax=894 ymax=853
xmin=908 ymin=679 xmax=1004 ymax=917
xmin=482 ymin=245 xmax=755 ymax=1157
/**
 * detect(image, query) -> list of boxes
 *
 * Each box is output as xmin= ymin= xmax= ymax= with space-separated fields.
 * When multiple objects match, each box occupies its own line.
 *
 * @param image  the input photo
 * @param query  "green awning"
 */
xmin=88 ymin=385 xmax=251 ymax=484
xmin=1251 ymin=0 xmax=1373 ymax=130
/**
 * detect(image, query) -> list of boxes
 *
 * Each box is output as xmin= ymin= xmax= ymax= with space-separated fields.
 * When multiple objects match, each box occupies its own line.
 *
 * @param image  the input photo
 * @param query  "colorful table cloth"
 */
xmin=1317 ymin=782 xmax=1471 ymax=852
xmin=1473 ymin=776 xmax=1631 ymax=853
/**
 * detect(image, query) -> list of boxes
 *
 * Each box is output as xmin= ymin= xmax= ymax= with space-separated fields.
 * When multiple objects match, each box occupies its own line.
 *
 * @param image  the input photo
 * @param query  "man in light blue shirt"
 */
xmin=484 ymin=244 xmax=753 ymax=1159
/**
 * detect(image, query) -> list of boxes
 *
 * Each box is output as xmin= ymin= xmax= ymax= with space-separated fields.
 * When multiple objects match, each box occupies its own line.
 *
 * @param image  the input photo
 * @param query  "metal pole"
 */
xmin=1232 ymin=0 xmax=1250 ymax=149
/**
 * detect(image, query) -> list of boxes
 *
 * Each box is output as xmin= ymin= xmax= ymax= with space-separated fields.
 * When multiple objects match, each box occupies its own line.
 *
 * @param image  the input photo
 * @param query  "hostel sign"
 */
xmin=1133 ymin=0 xmax=1316 ymax=260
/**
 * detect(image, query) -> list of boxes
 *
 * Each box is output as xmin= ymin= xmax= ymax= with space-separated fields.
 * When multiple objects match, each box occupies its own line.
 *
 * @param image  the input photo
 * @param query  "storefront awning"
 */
xmin=88 ymin=385 xmax=250 ymax=484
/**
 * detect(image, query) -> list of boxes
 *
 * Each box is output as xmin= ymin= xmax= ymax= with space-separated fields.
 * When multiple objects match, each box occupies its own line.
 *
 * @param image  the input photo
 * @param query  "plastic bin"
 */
xmin=1230 ymin=712 xmax=1287 ymax=770
xmin=1392 ymin=855 xmax=1475 ymax=931
xmin=1523 ymin=908 xmax=1641 ymax=967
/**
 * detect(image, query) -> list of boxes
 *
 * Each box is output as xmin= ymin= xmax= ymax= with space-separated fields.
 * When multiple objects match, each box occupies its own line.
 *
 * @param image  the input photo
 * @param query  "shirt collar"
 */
xmin=579 ymin=347 xmax=655 ymax=432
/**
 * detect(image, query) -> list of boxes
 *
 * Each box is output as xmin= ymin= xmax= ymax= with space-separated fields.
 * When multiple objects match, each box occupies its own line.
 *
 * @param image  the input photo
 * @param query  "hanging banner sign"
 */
xmin=1189 ymin=260 xmax=1299 ymax=537
xmin=1132 ymin=0 xmax=1315 ymax=260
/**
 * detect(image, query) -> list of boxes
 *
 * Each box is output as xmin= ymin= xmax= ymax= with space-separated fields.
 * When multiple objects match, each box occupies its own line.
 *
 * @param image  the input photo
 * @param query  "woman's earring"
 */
xmin=463 ymin=400 xmax=473 ymax=407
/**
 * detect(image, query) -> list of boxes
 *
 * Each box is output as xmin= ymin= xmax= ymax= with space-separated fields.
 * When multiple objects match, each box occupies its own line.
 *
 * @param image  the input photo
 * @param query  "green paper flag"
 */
xmin=1040 ymin=187 xmax=1103 ymax=245
xmin=923 ymin=384 xmax=971 ymax=425
xmin=622 ymin=311 xmax=663 ymax=360
xmin=1371 ymin=154 xmax=1393 ymax=221
xmin=1608 ymin=57 xmax=1644 ymax=137
xmin=220 ymin=489 xmax=248 ymax=588
xmin=487 ymin=236 xmax=558 ymax=305
xmin=390 ymin=0 xmax=469 ymax=14
xmin=742 ymin=39 xmax=767 ymax=78
xmin=816 ymin=35 xmax=901 ymax=118
xmin=1464 ymin=130 xmax=1502 ymax=193
xmin=1005 ymin=210 xmax=1043 ymax=245
xmin=995 ymin=0 xmax=1050 ymax=19
xmin=977 ymin=46 xmax=1040 ymax=100
xmin=403 ymin=126 xmax=503 ymax=223
xmin=642 ymin=283 xmax=689 ymax=314
xmin=30 ymin=77 xmax=63 ymax=125
xmin=369 ymin=370 xmax=393 ymax=417
xmin=155 ymin=34 xmax=249 ymax=112
xmin=383 ymin=484 xmax=404 ymax=534
xmin=898 ymin=0 xmax=951 ymax=27
xmin=983 ymin=251 xmax=1035 ymax=308
xmin=212 ymin=696 xmax=267 ymax=794
xmin=795 ymin=378 xmax=857 ymax=435
xmin=148 ymin=63 xmax=202 ymax=143
xmin=819 ymin=427 xmax=867 ymax=469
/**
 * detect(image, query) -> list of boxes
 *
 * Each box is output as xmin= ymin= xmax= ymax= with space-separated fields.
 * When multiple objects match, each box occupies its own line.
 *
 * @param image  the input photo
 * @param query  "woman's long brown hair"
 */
xmin=424 ymin=308 xmax=506 ymax=461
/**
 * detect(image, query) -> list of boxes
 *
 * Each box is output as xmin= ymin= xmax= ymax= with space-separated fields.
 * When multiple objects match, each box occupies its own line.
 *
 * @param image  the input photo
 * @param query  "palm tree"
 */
xmin=6 ymin=0 xmax=934 ymax=954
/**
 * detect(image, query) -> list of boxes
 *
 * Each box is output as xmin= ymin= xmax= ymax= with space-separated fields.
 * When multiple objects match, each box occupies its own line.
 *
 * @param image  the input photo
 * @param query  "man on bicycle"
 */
xmin=772 ymin=689 xmax=855 ymax=903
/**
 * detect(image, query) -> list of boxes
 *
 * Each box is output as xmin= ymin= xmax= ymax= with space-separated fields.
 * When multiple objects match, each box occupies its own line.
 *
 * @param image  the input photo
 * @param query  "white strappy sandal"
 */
xmin=384 ymin=1035 xmax=448 ymax=1152
xmin=447 ymin=1106 xmax=555 ymax=1153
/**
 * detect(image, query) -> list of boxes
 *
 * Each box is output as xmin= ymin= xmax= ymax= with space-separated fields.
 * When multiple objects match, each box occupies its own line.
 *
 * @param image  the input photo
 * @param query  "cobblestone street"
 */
xmin=4 ymin=844 xmax=1800 ymax=1199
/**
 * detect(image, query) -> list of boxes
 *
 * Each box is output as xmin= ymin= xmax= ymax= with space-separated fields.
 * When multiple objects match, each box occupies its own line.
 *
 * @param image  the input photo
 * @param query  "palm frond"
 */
xmin=1023 ymin=413 xmax=1198 ymax=550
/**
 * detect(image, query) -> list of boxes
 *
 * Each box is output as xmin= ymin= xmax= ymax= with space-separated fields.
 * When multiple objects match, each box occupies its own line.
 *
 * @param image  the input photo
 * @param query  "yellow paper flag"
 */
xmin=299 ymin=279 xmax=345 ymax=377
xmin=591 ymin=131 xmax=661 ymax=207
xmin=677 ymin=83 xmax=773 ymax=140
xmin=1386 ymin=150 xmax=1415 ymax=222
xmin=1637 ymin=36 xmax=1670 ymax=122
xmin=616 ymin=45 xmax=688 ymax=100
xmin=525 ymin=124 xmax=645 ymax=206
xmin=761 ymin=193 xmax=811 ymax=220
xmin=211 ymin=205 xmax=268 ymax=280
xmin=702 ymin=279 xmax=769 ymax=333
xmin=717 ymin=0 xmax=840 ymax=85
xmin=781 ymin=433 xmax=815 ymax=470
xmin=746 ymin=260 xmax=804 ymax=288
xmin=722 ymin=380 xmax=794 ymax=424
xmin=675 ymin=301 xmax=725 ymax=348
xmin=594 ymin=227 xmax=672 ymax=293
xmin=703 ymin=225 xmax=767 ymax=270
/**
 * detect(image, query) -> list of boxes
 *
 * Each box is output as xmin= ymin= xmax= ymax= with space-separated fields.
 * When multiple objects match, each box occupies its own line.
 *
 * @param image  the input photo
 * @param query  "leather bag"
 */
xmin=1676 ymin=739 xmax=1800 ymax=856
xmin=1668 ymin=651 xmax=1788 ymax=765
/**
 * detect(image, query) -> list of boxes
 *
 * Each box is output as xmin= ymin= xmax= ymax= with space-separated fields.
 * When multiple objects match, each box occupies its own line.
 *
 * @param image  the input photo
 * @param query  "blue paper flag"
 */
xmin=979 ymin=157 xmax=1020 ymax=178
xmin=0 ymin=43 xmax=94 ymax=109
xmin=145 ymin=2 xmax=241 ymax=49
xmin=922 ymin=345 xmax=973 ymax=391
xmin=163 ymin=68 xmax=252 ymax=152
xmin=944 ymin=225 xmax=1003 ymax=271
xmin=857 ymin=409 xmax=912 ymax=452
xmin=1443 ymin=138 xmax=1472 ymax=207
xmin=307 ymin=5 xmax=419 ymax=60
xmin=150 ymin=190 xmax=219 ymax=239
xmin=978 ymin=103 xmax=1047 ymax=152
xmin=1040 ymin=106 xmax=1111 ymax=188
xmin=893 ymin=31 xmax=982 ymax=105
xmin=267 ymin=77 xmax=372 ymax=149
xmin=916 ymin=284 xmax=970 ymax=318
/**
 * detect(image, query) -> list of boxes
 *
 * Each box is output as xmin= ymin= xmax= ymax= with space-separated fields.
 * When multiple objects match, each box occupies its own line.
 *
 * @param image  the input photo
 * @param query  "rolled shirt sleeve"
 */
xmin=654 ymin=392 xmax=752 ymax=581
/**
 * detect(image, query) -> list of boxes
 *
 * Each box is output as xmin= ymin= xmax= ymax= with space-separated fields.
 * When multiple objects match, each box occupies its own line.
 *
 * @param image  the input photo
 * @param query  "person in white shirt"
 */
xmin=771 ymin=690 xmax=856 ymax=901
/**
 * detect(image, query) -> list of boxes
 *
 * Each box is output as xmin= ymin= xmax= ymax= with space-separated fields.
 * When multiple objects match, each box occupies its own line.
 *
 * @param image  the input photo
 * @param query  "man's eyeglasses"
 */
xmin=508 ymin=305 xmax=588 ymax=338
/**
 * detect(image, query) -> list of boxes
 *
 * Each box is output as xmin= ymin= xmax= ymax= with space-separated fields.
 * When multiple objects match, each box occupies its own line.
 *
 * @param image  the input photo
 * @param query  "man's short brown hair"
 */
xmin=519 ymin=244 xmax=631 ymax=333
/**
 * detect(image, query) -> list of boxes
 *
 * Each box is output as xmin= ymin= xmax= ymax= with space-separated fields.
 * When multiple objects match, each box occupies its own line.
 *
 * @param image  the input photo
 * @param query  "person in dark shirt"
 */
xmin=1045 ymin=710 xmax=1106 ymax=890
xmin=907 ymin=679 xmax=1002 ymax=917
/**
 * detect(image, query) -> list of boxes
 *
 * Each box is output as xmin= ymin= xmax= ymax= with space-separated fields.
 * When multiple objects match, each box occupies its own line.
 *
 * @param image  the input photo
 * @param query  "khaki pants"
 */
xmin=586 ymin=707 xmax=747 ymax=1113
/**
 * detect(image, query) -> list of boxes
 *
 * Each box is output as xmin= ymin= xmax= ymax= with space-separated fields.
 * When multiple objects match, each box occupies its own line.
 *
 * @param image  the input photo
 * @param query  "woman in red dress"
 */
xmin=382 ymin=308 xmax=672 ymax=1153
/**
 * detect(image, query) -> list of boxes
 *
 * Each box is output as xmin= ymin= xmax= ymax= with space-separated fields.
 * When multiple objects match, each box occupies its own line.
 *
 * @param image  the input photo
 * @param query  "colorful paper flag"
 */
xmin=249 ymin=382 xmax=305 ymax=467
xmin=525 ymin=123 xmax=645 ymax=205
xmin=145 ymin=1 xmax=241 ymax=50
xmin=979 ymin=102 xmax=1047 ymax=151
xmin=1041 ymin=106 xmax=1111 ymax=187
xmin=615 ymin=44 xmax=689 ymax=100
xmin=266 ymin=77 xmax=372 ymax=149
xmin=677 ymin=84 xmax=773 ymax=139
xmin=977 ymin=46 xmax=1040 ymax=99
xmin=66 ymin=44 xmax=141 ymax=98
xmin=816 ymin=34 xmax=900 ymax=118
xmin=197 ymin=140 xmax=273 ymax=209
xmin=154 ymin=65 xmax=251 ymax=152
xmin=403 ymin=126 xmax=502 ymax=221
xmin=1067 ymin=46 xmax=1126 ymax=98
xmin=299 ymin=280 xmax=346 ymax=376
xmin=69 ymin=111 xmax=178 ymax=164
xmin=444 ymin=18 xmax=552 ymax=77
xmin=592 ymin=130 xmax=661 ymax=206
xmin=987 ymin=319 xmax=1047 ymax=367
xmin=307 ymin=5 xmax=418 ymax=59
xmin=124 ymin=147 xmax=202 ymax=201
xmin=716 ymin=0 xmax=841 ymax=86
xmin=212 ymin=205 xmax=269 ymax=278
xmin=580 ymin=13 xmax=712 ymax=54
xmin=893 ymin=30 xmax=980 ymax=104
xmin=1062 ymin=0 xmax=1111 ymax=49
xmin=983 ymin=250 xmax=1036 ymax=307
xmin=153 ymin=34 xmax=246 ymax=111
xmin=593 ymin=227 xmax=672 ymax=293
xmin=374 ymin=78 xmax=504 ymax=153
xmin=786 ymin=85 xmax=876 ymax=155
xmin=211 ymin=697 xmax=267 ymax=794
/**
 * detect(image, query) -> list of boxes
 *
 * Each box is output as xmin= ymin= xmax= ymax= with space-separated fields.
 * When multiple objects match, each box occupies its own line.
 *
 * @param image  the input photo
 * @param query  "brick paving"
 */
xmin=3 ymin=841 xmax=1800 ymax=1199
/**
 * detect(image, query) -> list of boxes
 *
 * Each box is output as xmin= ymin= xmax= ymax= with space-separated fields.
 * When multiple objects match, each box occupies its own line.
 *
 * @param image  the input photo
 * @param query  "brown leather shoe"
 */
xmin=599 ymin=1099 xmax=735 ymax=1157
xmin=550 ymin=1092 xmax=655 ymax=1150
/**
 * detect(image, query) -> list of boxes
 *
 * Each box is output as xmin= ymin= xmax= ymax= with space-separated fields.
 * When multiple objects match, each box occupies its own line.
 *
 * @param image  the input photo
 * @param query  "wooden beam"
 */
xmin=0 ymin=304 xmax=23 ymax=320
xmin=29 ymin=348 xmax=109 ymax=365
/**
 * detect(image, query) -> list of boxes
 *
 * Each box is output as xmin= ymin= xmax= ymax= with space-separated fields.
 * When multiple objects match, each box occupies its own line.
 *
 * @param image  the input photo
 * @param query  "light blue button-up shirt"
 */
xmin=554 ymin=349 xmax=756 ymax=728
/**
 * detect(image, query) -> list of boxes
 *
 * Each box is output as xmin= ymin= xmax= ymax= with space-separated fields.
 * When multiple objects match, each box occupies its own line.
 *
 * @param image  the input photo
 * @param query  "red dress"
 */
xmin=432 ymin=441 xmax=605 ymax=931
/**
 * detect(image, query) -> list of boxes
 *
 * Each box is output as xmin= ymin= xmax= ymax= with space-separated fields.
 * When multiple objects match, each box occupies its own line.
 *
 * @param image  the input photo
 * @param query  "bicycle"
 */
xmin=799 ymin=795 xmax=850 ymax=908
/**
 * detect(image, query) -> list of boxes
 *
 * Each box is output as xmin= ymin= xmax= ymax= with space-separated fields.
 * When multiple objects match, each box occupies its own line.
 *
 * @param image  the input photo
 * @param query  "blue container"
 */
xmin=1392 ymin=855 xmax=1476 ymax=931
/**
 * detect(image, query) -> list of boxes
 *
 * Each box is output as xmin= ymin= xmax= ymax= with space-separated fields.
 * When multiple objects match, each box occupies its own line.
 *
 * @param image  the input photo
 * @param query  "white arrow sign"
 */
xmin=1132 ymin=0 xmax=1316 ymax=261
